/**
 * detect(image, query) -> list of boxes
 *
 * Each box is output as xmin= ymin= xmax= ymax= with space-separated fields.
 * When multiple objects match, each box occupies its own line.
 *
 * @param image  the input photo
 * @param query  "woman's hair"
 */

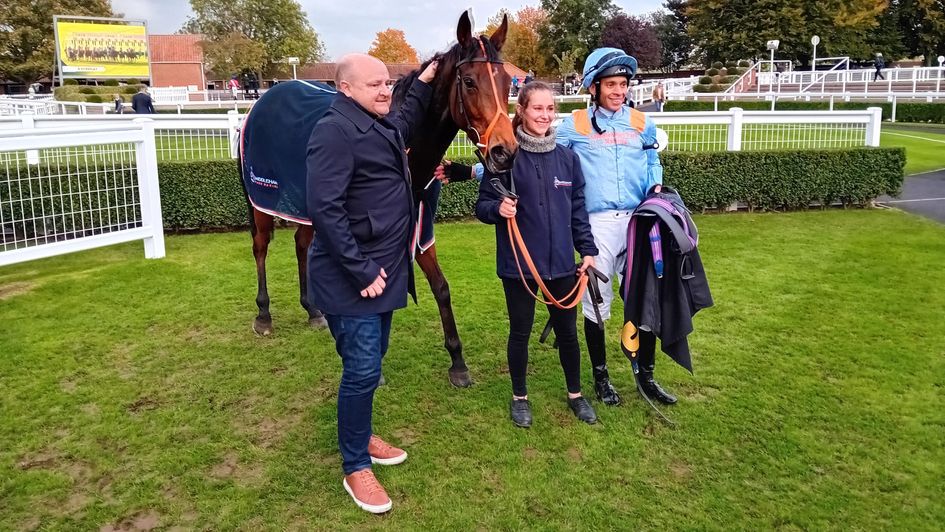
xmin=512 ymin=80 xmax=555 ymax=131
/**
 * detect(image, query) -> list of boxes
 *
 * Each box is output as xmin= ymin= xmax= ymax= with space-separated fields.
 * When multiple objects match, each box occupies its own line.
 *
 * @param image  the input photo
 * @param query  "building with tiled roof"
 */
xmin=149 ymin=34 xmax=206 ymax=89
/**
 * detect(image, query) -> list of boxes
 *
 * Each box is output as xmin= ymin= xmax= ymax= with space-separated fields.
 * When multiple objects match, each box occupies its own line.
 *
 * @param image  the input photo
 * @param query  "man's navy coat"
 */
xmin=306 ymin=81 xmax=431 ymax=315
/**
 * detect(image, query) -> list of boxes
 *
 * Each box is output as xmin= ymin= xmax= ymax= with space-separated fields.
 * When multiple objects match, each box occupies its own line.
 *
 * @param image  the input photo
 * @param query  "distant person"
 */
xmin=113 ymin=93 xmax=124 ymax=114
xmin=131 ymin=87 xmax=154 ymax=114
xmin=652 ymin=81 xmax=666 ymax=112
xmin=227 ymin=75 xmax=240 ymax=99
xmin=27 ymin=84 xmax=36 ymax=99
xmin=874 ymin=53 xmax=886 ymax=81
xmin=524 ymin=70 xmax=534 ymax=85
xmin=511 ymin=75 xmax=520 ymax=96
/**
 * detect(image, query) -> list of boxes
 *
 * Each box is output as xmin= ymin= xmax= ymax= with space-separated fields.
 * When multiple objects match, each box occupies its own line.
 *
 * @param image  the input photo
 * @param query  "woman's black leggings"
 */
xmin=502 ymin=277 xmax=582 ymax=396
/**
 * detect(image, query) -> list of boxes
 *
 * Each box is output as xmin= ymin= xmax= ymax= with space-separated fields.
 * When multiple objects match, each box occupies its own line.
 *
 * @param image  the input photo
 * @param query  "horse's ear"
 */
xmin=489 ymin=14 xmax=509 ymax=52
xmin=457 ymin=10 xmax=473 ymax=48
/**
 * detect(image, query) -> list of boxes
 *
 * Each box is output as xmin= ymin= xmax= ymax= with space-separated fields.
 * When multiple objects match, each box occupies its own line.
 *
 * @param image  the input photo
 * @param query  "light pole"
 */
xmin=766 ymin=40 xmax=780 ymax=91
xmin=938 ymin=56 xmax=944 ymax=95
xmin=811 ymin=35 xmax=820 ymax=72
xmin=288 ymin=56 xmax=299 ymax=80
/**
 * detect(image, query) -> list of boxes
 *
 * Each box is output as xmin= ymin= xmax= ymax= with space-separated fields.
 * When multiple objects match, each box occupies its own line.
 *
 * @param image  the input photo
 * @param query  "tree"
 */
xmin=895 ymin=0 xmax=945 ymax=64
xmin=183 ymin=0 xmax=324 ymax=76
xmin=553 ymin=49 xmax=583 ymax=80
xmin=367 ymin=28 xmax=419 ymax=63
xmin=0 ymin=0 xmax=114 ymax=85
xmin=685 ymin=0 xmax=889 ymax=66
xmin=600 ymin=14 xmax=662 ymax=70
xmin=200 ymin=32 xmax=267 ymax=78
xmin=652 ymin=0 xmax=694 ymax=71
xmin=484 ymin=7 xmax=550 ymax=75
xmin=539 ymin=0 xmax=619 ymax=70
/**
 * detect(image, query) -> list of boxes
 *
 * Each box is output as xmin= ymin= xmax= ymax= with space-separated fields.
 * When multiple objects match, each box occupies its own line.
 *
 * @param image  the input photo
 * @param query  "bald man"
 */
xmin=306 ymin=54 xmax=437 ymax=514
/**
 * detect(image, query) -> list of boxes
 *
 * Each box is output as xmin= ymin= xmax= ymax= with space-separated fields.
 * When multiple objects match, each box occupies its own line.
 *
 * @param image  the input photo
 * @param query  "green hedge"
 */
xmin=664 ymin=100 xmax=945 ymax=123
xmin=2 ymin=150 xmax=903 ymax=234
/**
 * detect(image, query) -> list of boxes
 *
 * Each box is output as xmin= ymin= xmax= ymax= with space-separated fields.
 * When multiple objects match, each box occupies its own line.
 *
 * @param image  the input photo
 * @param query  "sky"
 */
xmin=110 ymin=0 xmax=666 ymax=61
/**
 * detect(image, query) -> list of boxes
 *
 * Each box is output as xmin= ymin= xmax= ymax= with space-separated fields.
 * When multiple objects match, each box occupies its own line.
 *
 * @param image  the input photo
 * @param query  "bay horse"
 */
xmin=240 ymin=11 xmax=516 ymax=388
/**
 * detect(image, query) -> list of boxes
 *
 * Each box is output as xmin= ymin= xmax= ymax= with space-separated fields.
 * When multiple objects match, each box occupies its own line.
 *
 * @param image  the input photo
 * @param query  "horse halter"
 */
xmin=454 ymin=37 xmax=506 ymax=166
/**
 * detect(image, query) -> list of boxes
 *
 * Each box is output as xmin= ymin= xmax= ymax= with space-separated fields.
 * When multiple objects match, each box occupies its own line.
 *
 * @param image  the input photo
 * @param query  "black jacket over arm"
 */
xmin=305 ymin=80 xmax=432 ymax=315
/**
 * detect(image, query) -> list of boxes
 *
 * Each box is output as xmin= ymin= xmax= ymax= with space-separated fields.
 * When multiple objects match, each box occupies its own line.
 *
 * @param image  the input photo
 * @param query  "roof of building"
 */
xmin=149 ymin=34 xmax=204 ymax=63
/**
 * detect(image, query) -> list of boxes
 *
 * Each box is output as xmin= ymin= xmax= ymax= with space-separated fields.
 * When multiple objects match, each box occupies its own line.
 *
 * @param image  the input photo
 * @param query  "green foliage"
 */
xmin=725 ymin=61 xmax=738 ymax=69
xmin=706 ymin=68 xmax=719 ymax=76
xmin=722 ymin=75 xmax=740 ymax=84
xmin=157 ymin=161 xmax=248 ymax=229
xmin=85 ymin=95 xmax=103 ymax=103
xmin=711 ymin=61 xmax=723 ymax=69
xmin=539 ymin=0 xmax=619 ymax=72
xmin=122 ymin=86 xmax=141 ymax=95
xmin=692 ymin=84 xmax=713 ymax=92
xmin=78 ymin=87 xmax=96 ymax=95
xmin=183 ymin=0 xmax=325 ymax=77
xmin=663 ymin=148 xmax=903 ymax=211
xmin=738 ymin=60 xmax=751 ymax=67
xmin=0 ymin=0 xmax=114 ymax=84
xmin=699 ymin=75 xmax=712 ymax=84
xmin=663 ymin=100 xmax=945 ymax=124
xmin=103 ymin=79 xmax=120 ymax=87
xmin=126 ymin=78 xmax=141 ymax=85
xmin=708 ymin=83 xmax=723 ymax=92
xmin=63 ymin=79 xmax=78 ymax=86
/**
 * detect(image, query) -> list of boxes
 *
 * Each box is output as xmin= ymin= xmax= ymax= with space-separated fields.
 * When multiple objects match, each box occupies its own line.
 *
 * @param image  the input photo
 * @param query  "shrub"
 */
xmin=699 ymin=75 xmax=713 ymax=84
xmin=126 ymin=78 xmax=141 ymax=85
xmin=104 ymin=79 xmax=120 ymax=86
xmin=708 ymin=84 xmax=723 ymax=92
xmin=711 ymin=61 xmax=724 ymax=69
xmin=78 ymin=87 xmax=96 ymax=94
xmin=725 ymin=62 xmax=738 ymax=69
xmin=706 ymin=68 xmax=720 ymax=76
xmin=738 ymin=60 xmax=751 ymax=68
xmin=722 ymin=75 xmax=740 ymax=84
xmin=85 ymin=95 xmax=104 ymax=103
xmin=692 ymin=84 xmax=713 ymax=93
xmin=122 ymin=86 xmax=139 ymax=95
xmin=63 ymin=79 xmax=78 ymax=85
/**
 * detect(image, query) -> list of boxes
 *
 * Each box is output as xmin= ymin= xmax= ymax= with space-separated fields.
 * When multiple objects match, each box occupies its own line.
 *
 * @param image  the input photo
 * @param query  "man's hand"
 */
xmin=418 ymin=60 xmax=439 ymax=84
xmin=654 ymin=184 xmax=662 ymax=193
xmin=498 ymin=197 xmax=517 ymax=219
xmin=360 ymin=268 xmax=387 ymax=298
xmin=578 ymin=255 xmax=596 ymax=275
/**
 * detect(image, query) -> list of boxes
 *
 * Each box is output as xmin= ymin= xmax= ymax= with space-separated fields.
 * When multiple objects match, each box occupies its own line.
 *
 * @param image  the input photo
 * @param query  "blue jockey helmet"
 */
xmin=581 ymin=47 xmax=638 ymax=89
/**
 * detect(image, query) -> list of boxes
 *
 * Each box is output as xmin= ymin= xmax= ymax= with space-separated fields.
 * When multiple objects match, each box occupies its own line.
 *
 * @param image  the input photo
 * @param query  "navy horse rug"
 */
xmin=240 ymin=79 xmax=440 ymax=251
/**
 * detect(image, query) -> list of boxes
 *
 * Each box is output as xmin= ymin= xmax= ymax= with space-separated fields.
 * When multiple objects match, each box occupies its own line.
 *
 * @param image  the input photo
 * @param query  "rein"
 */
xmin=490 ymin=176 xmax=608 ymax=317
xmin=455 ymin=37 xmax=506 ymax=166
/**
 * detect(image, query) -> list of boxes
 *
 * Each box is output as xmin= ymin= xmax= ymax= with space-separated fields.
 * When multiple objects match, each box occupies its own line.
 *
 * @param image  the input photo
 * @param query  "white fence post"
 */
xmin=891 ymin=96 xmax=898 ymax=123
xmin=133 ymin=118 xmax=166 ymax=259
xmin=21 ymin=111 xmax=40 ymax=164
xmin=865 ymin=107 xmax=882 ymax=147
xmin=727 ymin=107 xmax=743 ymax=151
xmin=227 ymin=110 xmax=240 ymax=159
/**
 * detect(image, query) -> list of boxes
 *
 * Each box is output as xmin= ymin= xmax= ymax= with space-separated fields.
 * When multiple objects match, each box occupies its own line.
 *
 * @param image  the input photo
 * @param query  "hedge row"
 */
xmin=2 ymin=149 xmax=902 ymax=234
xmin=155 ymin=148 xmax=903 ymax=229
xmin=665 ymin=100 xmax=945 ymax=123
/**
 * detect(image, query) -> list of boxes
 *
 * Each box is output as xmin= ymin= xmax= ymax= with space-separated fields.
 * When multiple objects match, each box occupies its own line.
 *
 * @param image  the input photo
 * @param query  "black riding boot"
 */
xmin=636 ymin=338 xmax=677 ymax=405
xmin=585 ymin=318 xmax=621 ymax=406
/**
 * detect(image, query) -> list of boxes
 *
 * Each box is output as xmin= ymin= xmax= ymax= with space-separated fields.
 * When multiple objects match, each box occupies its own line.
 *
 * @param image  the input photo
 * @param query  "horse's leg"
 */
xmin=251 ymin=209 xmax=275 ymax=336
xmin=294 ymin=224 xmax=327 ymax=329
xmin=415 ymin=244 xmax=471 ymax=387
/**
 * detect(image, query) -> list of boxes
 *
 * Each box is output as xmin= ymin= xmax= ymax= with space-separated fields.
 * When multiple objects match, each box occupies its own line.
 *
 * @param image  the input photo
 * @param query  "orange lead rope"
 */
xmin=506 ymin=216 xmax=589 ymax=309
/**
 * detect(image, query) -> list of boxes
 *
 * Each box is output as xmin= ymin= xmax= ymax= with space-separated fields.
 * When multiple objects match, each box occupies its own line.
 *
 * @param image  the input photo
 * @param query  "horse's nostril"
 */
xmin=490 ymin=146 xmax=510 ymax=164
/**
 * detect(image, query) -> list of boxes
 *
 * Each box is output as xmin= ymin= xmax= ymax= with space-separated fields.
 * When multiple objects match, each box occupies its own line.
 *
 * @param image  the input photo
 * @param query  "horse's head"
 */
xmin=449 ymin=11 xmax=517 ymax=173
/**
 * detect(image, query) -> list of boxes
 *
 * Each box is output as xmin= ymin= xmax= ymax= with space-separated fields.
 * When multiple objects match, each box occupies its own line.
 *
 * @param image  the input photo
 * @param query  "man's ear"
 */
xmin=338 ymin=80 xmax=351 ymax=97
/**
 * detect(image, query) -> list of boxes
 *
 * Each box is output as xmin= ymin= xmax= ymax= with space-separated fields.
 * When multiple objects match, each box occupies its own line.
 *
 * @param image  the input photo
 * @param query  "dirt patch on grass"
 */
xmin=100 ymin=510 xmax=161 ymax=532
xmin=669 ymin=460 xmax=692 ymax=480
xmin=523 ymin=447 xmax=539 ymax=460
xmin=566 ymin=447 xmax=583 ymax=462
xmin=391 ymin=427 xmax=418 ymax=446
xmin=0 ymin=281 xmax=36 ymax=300
xmin=210 ymin=452 xmax=264 ymax=485
xmin=17 ymin=451 xmax=59 ymax=470
xmin=126 ymin=396 xmax=160 ymax=414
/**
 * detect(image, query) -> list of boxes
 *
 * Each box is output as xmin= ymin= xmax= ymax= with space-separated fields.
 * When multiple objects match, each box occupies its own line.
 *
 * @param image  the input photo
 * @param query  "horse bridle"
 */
xmin=454 ymin=37 xmax=506 ymax=167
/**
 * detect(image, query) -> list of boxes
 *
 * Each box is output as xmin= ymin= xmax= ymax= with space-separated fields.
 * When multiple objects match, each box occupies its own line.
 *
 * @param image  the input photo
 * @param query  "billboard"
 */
xmin=54 ymin=16 xmax=150 ymax=79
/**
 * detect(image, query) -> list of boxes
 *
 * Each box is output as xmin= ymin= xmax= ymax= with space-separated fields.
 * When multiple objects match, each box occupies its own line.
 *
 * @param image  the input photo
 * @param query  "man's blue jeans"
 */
xmin=325 ymin=312 xmax=392 ymax=475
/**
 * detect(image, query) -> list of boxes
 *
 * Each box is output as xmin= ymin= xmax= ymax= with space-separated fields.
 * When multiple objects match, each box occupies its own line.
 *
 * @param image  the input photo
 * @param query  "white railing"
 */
xmin=800 ymin=58 xmax=851 ymax=93
xmin=0 ymin=111 xmax=241 ymax=161
xmin=0 ymin=120 xmax=165 ymax=266
xmin=149 ymin=86 xmax=191 ymax=104
xmin=0 ymin=98 xmax=61 ymax=116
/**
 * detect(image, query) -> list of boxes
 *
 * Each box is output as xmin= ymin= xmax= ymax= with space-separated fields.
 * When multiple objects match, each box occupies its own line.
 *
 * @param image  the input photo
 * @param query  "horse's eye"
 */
xmin=462 ymin=77 xmax=476 ymax=89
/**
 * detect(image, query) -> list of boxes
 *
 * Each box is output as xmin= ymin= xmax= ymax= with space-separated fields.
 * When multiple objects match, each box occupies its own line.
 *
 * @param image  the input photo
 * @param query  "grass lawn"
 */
xmin=1 ymin=211 xmax=944 ymax=529
xmin=880 ymin=128 xmax=945 ymax=175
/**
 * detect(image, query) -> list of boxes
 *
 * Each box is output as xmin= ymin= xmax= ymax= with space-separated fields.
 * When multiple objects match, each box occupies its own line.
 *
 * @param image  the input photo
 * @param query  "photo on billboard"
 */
xmin=54 ymin=16 xmax=150 ymax=79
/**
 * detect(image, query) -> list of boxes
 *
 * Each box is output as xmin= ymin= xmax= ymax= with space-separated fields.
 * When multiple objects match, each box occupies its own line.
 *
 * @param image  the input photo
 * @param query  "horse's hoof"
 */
xmin=448 ymin=369 xmax=472 ymax=388
xmin=309 ymin=315 xmax=328 ymax=330
xmin=253 ymin=318 xmax=273 ymax=336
